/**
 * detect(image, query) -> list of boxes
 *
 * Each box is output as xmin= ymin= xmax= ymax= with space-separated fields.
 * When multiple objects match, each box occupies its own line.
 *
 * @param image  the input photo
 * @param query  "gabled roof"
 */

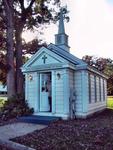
xmin=21 ymin=46 xmax=69 ymax=70
xmin=22 ymin=44 xmax=87 ymax=70
xmin=21 ymin=43 xmax=108 ymax=79
xmin=48 ymin=43 xmax=87 ymax=66
xmin=22 ymin=47 xmax=46 ymax=68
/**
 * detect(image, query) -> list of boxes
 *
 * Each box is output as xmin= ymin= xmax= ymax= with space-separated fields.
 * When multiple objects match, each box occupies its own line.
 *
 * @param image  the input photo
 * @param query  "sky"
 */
xmin=23 ymin=0 xmax=113 ymax=59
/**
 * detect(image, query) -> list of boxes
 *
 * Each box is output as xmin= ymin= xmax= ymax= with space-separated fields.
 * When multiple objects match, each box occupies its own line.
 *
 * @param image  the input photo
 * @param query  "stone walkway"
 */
xmin=0 ymin=122 xmax=46 ymax=140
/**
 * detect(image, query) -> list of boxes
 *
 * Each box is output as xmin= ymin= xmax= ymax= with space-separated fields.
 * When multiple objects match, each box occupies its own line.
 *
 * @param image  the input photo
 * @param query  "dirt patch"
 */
xmin=12 ymin=109 xmax=113 ymax=150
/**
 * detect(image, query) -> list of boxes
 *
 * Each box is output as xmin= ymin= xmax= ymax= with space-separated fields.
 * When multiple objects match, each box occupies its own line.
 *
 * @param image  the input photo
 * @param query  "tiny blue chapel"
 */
xmin=22 ymin=10 xmax=108 ymax=119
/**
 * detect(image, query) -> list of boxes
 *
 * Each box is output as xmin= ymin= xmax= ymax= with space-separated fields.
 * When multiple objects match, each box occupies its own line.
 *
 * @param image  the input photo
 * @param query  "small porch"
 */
xmin=18 ymin=115 xmax=61 ymax=125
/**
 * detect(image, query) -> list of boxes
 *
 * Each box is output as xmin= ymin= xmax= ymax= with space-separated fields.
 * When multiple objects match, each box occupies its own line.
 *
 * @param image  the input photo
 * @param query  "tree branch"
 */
xmin=13 ymin=8 xmax=21 ymax=16
xmin=18 ymin=0 xmax=25 ymax=10
xmin=28 ymin=0 xmax=35 ymax=9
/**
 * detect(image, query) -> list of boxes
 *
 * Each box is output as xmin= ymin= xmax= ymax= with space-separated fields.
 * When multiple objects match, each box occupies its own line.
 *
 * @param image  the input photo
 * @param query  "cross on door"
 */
xmin=42 ymin=55 xmax=47 ymax=64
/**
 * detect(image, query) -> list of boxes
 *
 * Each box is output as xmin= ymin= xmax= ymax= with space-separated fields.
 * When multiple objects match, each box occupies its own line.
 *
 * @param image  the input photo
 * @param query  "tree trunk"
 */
xmin=15 ymin=28 xmax=24 ymax=95
xmin=3 ymin=0 xmax=16 ymax=98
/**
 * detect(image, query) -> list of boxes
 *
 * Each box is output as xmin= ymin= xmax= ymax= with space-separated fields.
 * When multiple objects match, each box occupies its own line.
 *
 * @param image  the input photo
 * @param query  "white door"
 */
xmin=40 ymin=73 xmax=51 ymax=112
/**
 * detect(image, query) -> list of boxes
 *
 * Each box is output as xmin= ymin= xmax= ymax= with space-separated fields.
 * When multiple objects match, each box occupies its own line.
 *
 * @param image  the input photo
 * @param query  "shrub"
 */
xmin=0 ymin=95 xmax=34 ymax=121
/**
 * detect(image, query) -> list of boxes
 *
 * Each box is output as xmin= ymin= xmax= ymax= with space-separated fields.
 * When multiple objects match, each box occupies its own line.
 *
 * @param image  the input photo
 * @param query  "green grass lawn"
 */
xmin=107 ymin=96 xmax=113 ymax=109
xmin=0 ymin=99 xmax=5 ymax=108
xmin=0 ymin=96 xmax=7 ymax=108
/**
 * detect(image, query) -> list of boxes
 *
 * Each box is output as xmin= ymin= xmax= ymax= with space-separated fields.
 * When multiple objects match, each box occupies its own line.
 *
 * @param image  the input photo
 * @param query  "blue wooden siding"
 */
xmin=0 ymin=85 xmax=7 ymax=92
xmin=88 ymin=72 xmax=107 ymax=114
xmin=25 ymin=72 xmax=39 ymax=113
xmin=23 ymin=46 xmax=108 ymax=119
xmin=81 ymin=71 xmax=89 ymax=113
xmin=55 ymin=70 xmax=64 ymax=114
xmin=74 ymin=71 xmax=83 ymax=115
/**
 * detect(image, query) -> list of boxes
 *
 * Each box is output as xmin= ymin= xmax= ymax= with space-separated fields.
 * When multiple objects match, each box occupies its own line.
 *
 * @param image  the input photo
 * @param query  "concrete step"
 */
xmin=18 ymin=115 xmax=61 ymax=125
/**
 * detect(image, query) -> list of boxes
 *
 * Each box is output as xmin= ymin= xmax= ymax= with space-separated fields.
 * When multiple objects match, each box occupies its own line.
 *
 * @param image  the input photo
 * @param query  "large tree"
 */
xmin=2 ymin=0 xmax=16 ymax=98
xmin=14 ymin=0 xmax=61 ymax=95
xmin=0 ymin=0 xmax=66 ymax=98
xmin=0 ymin=17 xmax=7 ymax=84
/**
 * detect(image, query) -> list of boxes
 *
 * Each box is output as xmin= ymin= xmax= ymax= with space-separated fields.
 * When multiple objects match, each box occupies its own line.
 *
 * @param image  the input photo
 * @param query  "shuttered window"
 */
xmin=103 ymin=79 xmax=105 ymax=101
xmin=94 ymin=76 xmax=97 ymax=102
xmin=99 ymin=77 xmax=101 ymax=101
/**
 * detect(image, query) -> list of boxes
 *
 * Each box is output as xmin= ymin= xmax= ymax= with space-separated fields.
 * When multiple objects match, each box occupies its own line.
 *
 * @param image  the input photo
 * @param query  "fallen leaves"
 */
xmin=12 ymin=109 xmax=113 ymax=150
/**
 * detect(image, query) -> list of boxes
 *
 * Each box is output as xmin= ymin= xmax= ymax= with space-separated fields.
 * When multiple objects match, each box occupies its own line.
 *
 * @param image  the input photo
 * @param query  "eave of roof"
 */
xmin=48 ymin=43 xmax=86 ymax=66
